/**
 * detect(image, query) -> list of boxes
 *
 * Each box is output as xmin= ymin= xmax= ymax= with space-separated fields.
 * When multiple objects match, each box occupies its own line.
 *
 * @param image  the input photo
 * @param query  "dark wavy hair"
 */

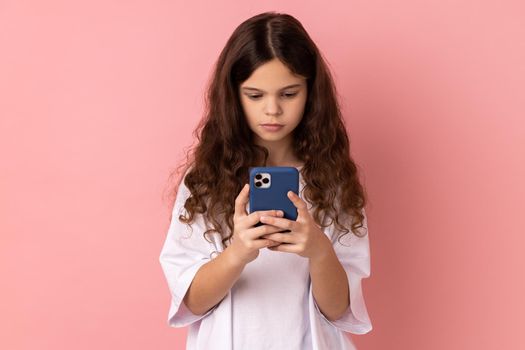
xmin=164 ymin=11 xmax=368 ymax=249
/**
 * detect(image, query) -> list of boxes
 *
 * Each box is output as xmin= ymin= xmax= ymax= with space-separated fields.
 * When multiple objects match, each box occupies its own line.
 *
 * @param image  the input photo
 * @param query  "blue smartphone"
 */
xmin=249 ymin=166 xmax=299 ymax=231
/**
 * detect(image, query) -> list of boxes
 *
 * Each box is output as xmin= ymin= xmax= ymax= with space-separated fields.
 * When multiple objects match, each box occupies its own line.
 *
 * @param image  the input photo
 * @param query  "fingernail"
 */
xmin=278 ymin=211 xmax=284 ymax=216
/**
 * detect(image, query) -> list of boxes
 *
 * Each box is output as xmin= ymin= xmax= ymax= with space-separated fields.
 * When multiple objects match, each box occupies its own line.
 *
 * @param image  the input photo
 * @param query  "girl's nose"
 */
xmin=264 ymin=97 xmax=282 ymax=116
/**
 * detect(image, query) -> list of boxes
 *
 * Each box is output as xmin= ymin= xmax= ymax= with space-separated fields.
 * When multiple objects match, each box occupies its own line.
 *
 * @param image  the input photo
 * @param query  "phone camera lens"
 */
xmin=255 ymin=181 xmax=262 ymax=187
xmin=262 ymin=178 xmax=269 ymax=184
xmin=255 ymin=174 xmax=262 ymax=180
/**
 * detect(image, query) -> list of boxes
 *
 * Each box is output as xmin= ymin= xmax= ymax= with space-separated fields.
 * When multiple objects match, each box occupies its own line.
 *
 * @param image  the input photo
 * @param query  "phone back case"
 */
xmin=249 ymin=166 xmax=299 ymax=228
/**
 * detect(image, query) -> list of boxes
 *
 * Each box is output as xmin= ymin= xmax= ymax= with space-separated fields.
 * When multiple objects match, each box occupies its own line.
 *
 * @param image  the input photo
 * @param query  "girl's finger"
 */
xmin=234 ymin=184 xmax=250 ymax=219
xmin=244 ymin=209 xmax=282 ymax=227
xmin=287 ymin=191 xmax=309 ymax=218
xmin=252 ymin=223 xmax=287 ymax=240
xmin=259 ymin=215 xmax=295 ymax=230
xmin=262 ymin=232 xmax=295 ymax=244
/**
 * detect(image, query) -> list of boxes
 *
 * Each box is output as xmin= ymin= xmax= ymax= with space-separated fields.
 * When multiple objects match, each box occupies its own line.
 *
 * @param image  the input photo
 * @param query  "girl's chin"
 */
xmin=257 ymin=133 xmax=289 ymax=141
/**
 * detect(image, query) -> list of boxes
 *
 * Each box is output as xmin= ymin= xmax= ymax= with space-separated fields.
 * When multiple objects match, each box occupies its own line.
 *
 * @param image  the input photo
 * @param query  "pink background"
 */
xmin=1 ymin=1 xmax=524 ymax=349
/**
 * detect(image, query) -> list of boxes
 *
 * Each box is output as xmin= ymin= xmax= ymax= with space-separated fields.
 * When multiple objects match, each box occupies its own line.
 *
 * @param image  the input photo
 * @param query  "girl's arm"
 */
xmin=183 ymin=245 xmax=246 ymax=315
xmin=180 ymin=183 xmax=284 ymax=316
xmin=308 ymin=241 xmax=350 ymax=322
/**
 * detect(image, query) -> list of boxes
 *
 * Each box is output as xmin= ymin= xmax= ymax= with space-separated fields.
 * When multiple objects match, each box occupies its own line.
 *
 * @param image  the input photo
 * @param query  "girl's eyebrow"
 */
xmin=241 ymin=83 xmax=302 ymax=92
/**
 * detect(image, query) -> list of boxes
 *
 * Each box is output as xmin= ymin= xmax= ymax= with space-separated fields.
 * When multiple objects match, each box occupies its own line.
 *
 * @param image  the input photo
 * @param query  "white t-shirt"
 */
xmin=159 ymin=169 xmax=372 ymax=349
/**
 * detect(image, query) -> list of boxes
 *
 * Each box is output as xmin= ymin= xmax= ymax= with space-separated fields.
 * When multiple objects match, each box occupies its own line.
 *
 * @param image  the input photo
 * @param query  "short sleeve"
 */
xmin=158 ymin=178 xmax=221 ymax=328
xmin=310 ymin=208 xmax=373 ymax=334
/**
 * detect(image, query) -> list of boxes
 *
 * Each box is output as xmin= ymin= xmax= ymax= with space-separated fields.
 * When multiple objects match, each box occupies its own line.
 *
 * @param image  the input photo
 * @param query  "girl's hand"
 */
xmin=260 ymin=190 xmax=332 ymax=261
xmin=229 ymin=184 xmax=286 ymax=266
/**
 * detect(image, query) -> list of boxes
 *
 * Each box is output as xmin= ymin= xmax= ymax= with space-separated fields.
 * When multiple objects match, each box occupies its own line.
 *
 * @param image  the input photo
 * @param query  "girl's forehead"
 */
xmin=241 ymin=59 xmax=306 ymax=89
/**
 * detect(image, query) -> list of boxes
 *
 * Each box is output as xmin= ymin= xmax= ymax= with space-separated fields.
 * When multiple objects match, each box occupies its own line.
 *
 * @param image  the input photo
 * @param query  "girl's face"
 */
xmin=239 ymin=58 xmax=307 ymax=145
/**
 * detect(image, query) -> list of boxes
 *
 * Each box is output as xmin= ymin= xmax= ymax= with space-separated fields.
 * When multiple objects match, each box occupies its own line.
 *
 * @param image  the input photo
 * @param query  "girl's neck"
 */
xmin=256 ymin=150 xmax=303 ymax=168
xmin=254 ymin=135 xmax=303 ymax=168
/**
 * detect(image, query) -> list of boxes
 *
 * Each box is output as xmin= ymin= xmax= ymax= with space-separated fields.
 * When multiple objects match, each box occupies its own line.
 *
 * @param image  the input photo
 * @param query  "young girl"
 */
xmin=159 ymin=11 xmax=372 ymax=350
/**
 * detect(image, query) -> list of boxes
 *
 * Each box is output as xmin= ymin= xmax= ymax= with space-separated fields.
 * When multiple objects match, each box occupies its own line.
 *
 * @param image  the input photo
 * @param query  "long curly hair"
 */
xmin=164 ymin=11 xmax=368 ymax=249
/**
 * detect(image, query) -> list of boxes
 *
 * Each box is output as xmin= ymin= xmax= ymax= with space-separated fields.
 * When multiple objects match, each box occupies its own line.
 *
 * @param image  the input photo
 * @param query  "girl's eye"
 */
xmin=247 ymin=92 xmax=298 ymax=100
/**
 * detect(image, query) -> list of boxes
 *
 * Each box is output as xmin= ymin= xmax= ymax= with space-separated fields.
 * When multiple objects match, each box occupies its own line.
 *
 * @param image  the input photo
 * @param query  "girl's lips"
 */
xmin=261 ymin=124 xmax=284 ymax=132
